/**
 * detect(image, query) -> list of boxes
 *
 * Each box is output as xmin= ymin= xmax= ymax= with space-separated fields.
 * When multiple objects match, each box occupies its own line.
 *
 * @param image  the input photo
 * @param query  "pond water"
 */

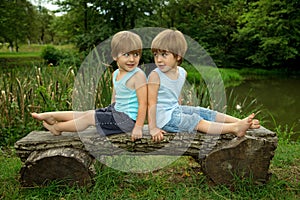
xmin=228 ymin=75 xmax=300 ymax=139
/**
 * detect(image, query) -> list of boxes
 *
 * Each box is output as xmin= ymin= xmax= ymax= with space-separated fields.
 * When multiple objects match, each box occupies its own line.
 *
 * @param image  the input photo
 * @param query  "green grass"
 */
xmin=0 ymin=44 xmax=75 ymax=53
xmin=0 ymin=141 xmax=299 ymax=199
xmin=184 ymin=64 xmax=300 ymax=88
xmin=0 ymin=49 xmax=43 ymax=68
xmin=0 ymin=63 xmax=113 ymax=146
xmin=0 ymin=44 xmax=76 ymax=67
xmin=0 ymin=52 xmax=41 ymax=58
xmin=0 ymin=44 xmax=43 ymax=64
xmin=183 ymin=64 xmax=244 ymax=88
xmin=0 ymin=46 xmax=299 ymax=199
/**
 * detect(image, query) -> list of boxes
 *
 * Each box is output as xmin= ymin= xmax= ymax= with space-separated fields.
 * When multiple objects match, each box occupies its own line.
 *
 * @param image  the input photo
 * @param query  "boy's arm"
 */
xmin=131 ymin=71 xmax=147 ymax=141
xmin=178 ymin=95 xmax=182 ymax=105
xmin=111 ymin=72 xmax=116 ymax=103
xmin=147 ymin=72 xmax=166 ymax=142
xmin=134 ymin=71 xmax=147 ymax=127
xmin=147 ymin=72 xmax=159 ymax=130
xmin=111 ymin=88 xmax=116 ymax=103
xmin=178 ymin=70 xmax=187 ymax=105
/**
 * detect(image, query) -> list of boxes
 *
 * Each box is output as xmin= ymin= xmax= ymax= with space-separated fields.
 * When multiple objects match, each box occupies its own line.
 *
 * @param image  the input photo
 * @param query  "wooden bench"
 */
xmin=14 ymin=126 xmax=277 ymax=187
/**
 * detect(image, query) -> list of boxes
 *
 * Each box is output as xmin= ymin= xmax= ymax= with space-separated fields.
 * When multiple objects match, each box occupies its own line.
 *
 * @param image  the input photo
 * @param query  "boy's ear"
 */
xmin=177 ymin=56 xmax=182 ymax=61
xmin=113 ymin=57 xmax=117 ymax=61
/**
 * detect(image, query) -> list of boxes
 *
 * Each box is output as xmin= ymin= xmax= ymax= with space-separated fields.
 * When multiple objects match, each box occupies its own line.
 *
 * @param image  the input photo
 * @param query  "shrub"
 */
xmin=41 ymin=46 xmax=62 ymax=65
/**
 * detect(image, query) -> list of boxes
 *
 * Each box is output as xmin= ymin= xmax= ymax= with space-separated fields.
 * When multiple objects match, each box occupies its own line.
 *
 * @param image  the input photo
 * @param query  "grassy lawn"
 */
xmin=0 ymin=45 xmax=43 ymax=68
xmin=0 ymin=44 xmax=75 ymax=53
xmin=0 ymin=141 xmax=299 ymax=200
xmin=0 ymin=44 xmax=76 ymax=68
xmin=0 ymin=52 xmax=41 ymax=58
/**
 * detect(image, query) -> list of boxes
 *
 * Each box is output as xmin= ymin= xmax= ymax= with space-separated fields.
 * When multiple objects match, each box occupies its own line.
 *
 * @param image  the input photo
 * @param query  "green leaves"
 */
xmin=234 ymin=0 xmax=300 ymax=67
xmin=2 ymin=0 xmax=299 ymax=68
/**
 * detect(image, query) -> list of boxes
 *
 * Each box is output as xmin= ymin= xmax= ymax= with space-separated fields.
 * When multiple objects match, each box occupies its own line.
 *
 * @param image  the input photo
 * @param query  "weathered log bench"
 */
xmin=14 ymin=125 xmax=277 ymax=187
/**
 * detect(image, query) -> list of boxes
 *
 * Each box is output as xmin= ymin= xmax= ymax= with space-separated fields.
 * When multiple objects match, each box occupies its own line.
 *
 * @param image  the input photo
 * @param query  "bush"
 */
xmin=41 ymin=46 xmax=62 ymax=65
xmin=59 ymin=49 xmax=84 ymax=67
xmin=41 ymin=45 xmax=83 ymax=67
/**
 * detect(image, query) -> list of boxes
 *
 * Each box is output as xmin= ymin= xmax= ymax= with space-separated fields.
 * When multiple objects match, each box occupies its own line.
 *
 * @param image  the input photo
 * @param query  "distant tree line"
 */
xmin=0 ymin=0 xmax=299 ymax=69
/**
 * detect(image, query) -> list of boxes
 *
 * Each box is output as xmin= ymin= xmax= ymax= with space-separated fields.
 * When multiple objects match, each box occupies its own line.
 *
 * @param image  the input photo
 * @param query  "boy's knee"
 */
xmin=86 ymin=110 xmax=95 ymax=119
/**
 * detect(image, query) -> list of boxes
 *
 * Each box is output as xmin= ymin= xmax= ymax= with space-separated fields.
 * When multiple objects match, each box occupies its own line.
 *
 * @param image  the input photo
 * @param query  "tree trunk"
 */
xmin=15 ymin=126 xmax=277 ymax=186
xmin=201 ymin=135 xmax=276 ymax=185
xmin=20 ymin=147 xmax=95 ymax=187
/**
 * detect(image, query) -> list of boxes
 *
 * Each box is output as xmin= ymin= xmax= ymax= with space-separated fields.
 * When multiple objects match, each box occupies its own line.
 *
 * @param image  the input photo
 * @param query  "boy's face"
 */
xmin=153 ymin=50 xmax=181 ymax=73
xmin=114 ymin=51 xmax=141 ymax=72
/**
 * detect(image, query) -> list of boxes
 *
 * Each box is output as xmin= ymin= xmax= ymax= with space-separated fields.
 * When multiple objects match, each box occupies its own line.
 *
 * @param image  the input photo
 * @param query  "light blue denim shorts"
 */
xmin=162 ymin=105 xmax=217 ymax=133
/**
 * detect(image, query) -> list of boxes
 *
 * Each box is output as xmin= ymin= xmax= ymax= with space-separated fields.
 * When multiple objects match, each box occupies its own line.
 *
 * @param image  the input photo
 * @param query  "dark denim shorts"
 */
xmin=95 ymin=103 xmax=135 ymax=136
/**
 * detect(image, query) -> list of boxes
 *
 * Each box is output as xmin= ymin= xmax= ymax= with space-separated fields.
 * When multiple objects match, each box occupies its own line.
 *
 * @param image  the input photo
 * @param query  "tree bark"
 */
xmin=20 ymin=147 xmax=95 ymax=187
xmin=15 ymin=126 xmax=277 ymax=186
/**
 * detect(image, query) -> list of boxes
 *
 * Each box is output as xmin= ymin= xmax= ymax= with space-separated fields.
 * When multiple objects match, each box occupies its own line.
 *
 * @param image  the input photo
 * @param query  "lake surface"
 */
xmin=228 ymin=75 xmax=300 ymax=140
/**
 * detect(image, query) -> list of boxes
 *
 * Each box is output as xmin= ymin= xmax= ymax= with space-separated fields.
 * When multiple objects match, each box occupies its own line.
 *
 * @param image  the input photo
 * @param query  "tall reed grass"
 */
xmin=0 ymin=64 xmax=113 ymax=146
xmin=0 ymin=63 xmax=263 ymax=147
xmin=0 ymin=66 xmax=73 ymax=145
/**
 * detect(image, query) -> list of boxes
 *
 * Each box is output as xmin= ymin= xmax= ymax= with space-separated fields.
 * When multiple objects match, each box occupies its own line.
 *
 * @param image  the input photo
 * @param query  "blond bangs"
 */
xmin=111 ymin=31 xmax=142 ymax=57
xmin=151 ymin=30 xmax=187 ymax=57
xmin=117 ymin=39 xmax=142 ymax=54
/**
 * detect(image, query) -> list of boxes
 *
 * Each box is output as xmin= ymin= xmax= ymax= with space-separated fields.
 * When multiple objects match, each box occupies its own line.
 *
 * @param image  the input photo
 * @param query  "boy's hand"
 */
xmin=150 ymin=127 xmax=166 ymax=142
xmin=131 ymin=125 xmax=143 ymax=141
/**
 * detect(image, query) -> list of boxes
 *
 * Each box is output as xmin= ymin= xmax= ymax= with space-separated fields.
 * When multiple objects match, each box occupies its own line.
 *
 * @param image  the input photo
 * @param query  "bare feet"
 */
xmin=43 ymin=121 xmax=61 ymax=136
xmin=250 ymin=119 xmax=260 ymax=129
xmin=31 ymin=112 xmax=56 ymax=125
xmin=234 ymin=113 xmax=255 ymax=137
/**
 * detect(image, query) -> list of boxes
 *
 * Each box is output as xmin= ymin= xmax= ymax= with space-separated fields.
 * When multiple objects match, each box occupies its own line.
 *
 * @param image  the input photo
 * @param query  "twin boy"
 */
xmin=32 ymin=29 xmax=260 ymax=142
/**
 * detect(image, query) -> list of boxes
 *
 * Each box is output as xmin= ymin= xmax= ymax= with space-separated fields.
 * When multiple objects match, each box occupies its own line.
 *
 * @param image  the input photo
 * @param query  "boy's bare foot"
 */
xmin=43 ymin=121 xmax=61 ymax=136
xmin=234 ymin=113 xmax=255 ymax=137
xmin=31 ymin=112 xmax=56 ymax=125
xmin=250 ymin=119 xmax=260 ymax=129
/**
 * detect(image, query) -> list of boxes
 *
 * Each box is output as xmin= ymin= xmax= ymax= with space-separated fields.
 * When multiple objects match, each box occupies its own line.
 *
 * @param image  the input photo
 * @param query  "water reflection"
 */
xmin=228 ymin=76 xmax=300 ymax=138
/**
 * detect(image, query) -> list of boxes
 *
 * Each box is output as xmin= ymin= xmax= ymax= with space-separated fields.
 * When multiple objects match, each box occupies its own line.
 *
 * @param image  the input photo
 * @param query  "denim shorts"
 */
xmin=162 ymin=105 xmax=217 ymax=133
xmin=95 ymin=103 xmax=135 ymax=136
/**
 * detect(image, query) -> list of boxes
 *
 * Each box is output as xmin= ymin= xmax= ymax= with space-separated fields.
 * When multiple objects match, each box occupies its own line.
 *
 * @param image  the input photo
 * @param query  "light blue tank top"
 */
xmin=154 ymin=66 xmax=186 ymax=128
xmin=113 ymin=67 xmax=142 ymax=120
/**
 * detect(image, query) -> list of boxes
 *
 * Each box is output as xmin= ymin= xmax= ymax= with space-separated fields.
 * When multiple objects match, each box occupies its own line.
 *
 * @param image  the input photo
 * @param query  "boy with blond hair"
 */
xmin=147 ymin=29 xmax=260 ymax=142
xmin=32 ymin=31 xmax=147 ymax=141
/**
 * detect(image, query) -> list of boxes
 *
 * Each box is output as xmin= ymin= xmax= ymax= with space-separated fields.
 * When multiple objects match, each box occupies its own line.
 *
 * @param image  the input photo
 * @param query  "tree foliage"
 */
xmin=0 ymin=0 xmax=34 ymax=51
xmin=234 ymin=0 xmax=300 ymax=68
xmin=0 ymin=0 xmax=299 ymax=68
xmin=52 ymin=0 xmax=160 ymax=50
xmin=0 ymin=0 xmax=57 ymax=51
